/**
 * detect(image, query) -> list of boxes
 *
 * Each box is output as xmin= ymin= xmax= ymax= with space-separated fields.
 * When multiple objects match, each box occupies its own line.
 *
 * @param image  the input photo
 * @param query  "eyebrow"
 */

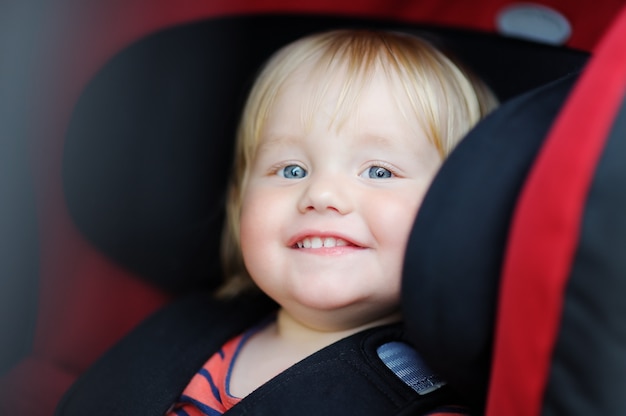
xmin=358 ymin=132 xmax=435 ymax=163
xmin=361 ymin=133 xmax=392 ymax=145
xmin=256 ymin=135 xmax=302 ymax=155
xmin=357 ymin=133 xmax=402 ymax=151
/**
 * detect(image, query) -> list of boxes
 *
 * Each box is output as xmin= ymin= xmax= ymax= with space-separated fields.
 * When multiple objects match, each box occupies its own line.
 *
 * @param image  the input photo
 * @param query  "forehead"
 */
xmin=266 ymin=59 xmax=415 ymax=132
xmin=258 ymin=65 xmax=431 ymax=159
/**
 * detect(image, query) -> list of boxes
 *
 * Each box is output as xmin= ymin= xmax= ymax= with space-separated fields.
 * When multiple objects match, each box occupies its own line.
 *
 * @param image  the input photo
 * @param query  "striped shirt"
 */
xmin=166 ymin=329 xmax=255 ymax=416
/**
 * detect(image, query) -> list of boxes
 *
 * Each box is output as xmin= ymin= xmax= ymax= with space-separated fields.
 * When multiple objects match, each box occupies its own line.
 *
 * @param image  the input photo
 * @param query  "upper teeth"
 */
xmin=296 ymin=237 xmax=349 ymax=248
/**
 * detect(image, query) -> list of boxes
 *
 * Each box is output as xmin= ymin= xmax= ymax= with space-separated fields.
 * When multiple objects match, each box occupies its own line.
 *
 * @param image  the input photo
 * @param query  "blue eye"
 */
xmin=280 ymin=164 xmax=307 ymax=179
xmin=366 ymin=166 xmax=393 ymax=179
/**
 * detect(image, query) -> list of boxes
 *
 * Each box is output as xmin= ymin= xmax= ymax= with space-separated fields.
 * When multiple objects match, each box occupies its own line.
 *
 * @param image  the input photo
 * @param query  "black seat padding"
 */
xmin=402 ymin=72 xmax=579 ymax=410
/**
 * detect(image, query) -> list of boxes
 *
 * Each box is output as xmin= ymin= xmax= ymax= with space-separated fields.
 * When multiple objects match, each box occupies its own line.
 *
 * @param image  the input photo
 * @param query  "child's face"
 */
xmin=239 ymin=64 xmax=442 ymax=331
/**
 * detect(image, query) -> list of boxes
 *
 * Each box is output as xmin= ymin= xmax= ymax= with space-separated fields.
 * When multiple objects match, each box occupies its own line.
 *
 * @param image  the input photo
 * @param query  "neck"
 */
xmin=275 ymin=308 xmax=402 ymax=353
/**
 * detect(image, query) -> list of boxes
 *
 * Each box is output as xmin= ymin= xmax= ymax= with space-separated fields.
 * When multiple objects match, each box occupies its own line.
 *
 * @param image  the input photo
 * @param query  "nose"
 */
xmin=297 ymin=173 xmax=353 ymax=215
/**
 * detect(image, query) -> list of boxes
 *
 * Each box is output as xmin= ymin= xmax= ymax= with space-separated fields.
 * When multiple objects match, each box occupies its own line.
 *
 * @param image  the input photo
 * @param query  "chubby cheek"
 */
xmin=369 ymin=191 xmax=424 ymax=270
xmin=238 ymin=187 xmax=284 ymax=282
xmin=240 ymin=192 xmax=267 ymax=252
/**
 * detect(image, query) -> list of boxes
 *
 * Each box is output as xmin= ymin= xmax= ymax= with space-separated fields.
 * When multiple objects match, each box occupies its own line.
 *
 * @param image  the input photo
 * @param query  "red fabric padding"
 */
xmin=0 ymin=357 xmax=76 ymax=416
xmin=486 ymin=5 xmax=626 ymax=416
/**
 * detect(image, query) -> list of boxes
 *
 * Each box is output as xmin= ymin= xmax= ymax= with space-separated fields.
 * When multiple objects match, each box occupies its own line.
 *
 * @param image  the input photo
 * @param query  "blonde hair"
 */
xmin=217 ymin=29 xmax=498 ymax=297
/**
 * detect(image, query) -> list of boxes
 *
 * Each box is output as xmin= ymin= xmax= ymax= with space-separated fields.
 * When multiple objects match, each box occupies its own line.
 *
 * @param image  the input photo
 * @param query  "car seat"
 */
xmin=1 ymin=1 xmax=623 ymax=415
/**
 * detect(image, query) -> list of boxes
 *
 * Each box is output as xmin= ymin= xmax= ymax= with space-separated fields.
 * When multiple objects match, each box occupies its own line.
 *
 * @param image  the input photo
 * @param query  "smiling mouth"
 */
xmin=293 ymin=236 xmax=350 ymax=249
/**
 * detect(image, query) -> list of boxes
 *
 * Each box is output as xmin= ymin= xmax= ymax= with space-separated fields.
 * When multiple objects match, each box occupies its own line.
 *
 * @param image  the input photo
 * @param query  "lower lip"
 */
xmin=291 ymin=246 xmax=363 ymax=256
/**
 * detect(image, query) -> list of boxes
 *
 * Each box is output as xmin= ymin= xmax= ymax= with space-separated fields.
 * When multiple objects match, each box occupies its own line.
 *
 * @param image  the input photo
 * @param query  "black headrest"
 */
xmin=401 ymin=72 xmax=579 ymax=410
xmin=62 ymin=14 xmax=588 ymax=292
